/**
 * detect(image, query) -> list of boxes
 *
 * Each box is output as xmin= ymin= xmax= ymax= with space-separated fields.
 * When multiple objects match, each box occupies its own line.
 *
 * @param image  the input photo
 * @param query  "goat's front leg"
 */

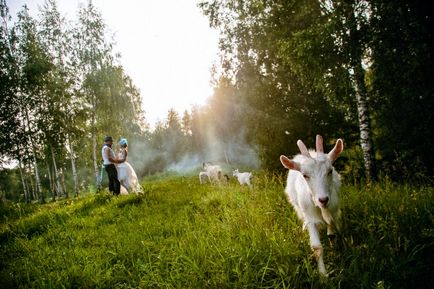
xmin=327 ymin=223 xmax=338 ymax=236
xmin=306 ymin=222 xmax=327 ymax=276
xmin=321 ymin=209 xmax=339 ymax=236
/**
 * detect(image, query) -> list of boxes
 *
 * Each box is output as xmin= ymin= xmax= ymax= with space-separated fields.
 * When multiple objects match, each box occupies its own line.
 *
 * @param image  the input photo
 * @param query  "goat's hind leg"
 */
xmin=305 ymin=222 xmax=327 ymax=276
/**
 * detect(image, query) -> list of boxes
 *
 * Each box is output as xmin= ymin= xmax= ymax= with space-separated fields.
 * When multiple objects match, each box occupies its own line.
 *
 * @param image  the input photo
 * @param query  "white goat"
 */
xmin=280 ymin=135 xmax=343 ymax=276
xmin=232 ymin=169 xmax=252 ymax=187
xmin=199 ymin=171 xmax=210 ymax=184
xmin=203 ymin=162 xmax=222 ymax=183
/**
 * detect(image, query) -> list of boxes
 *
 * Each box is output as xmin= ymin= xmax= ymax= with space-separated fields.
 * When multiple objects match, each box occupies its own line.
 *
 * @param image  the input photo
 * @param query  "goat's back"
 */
xmin=205 ymin=165 xmax=222 ymax=180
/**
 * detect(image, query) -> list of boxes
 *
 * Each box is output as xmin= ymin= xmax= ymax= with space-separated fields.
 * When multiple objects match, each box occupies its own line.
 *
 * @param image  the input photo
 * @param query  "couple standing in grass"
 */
xmin=102 ymin=136 xmax=141 ymax=195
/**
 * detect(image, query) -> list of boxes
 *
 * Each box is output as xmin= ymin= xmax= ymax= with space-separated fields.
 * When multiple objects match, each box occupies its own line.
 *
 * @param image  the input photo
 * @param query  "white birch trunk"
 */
xmin=91 ymin=105 xmax=100 ymax=189
xmin=351 ymin=63 xmax=377 ymax=181
xmin=30 ymin=140 xmax=42 ymax=200
xmin=92 ymin=131 xmax=100 ymax=187
xmin=23 ymin=106 xmax=42 ymax=199
xmin=60 ymin=167 xmax=67 ymax=197
xmin=18 ymin=160 xmax=29 ymax=202
xmin=346 ymin=7 xmax=377 ymax=182
xmin=45 ymin=158 xmax=55 ymax=201
xmin=51 ymin=146 xmax=63 ymax=197
xmin=27 ymin=162 xmax=37 ymax=200
xmin=66 ymin=135 xmax=77 ymax=198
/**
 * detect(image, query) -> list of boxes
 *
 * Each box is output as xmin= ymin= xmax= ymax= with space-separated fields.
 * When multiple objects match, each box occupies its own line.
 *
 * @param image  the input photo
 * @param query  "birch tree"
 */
xmin=287 ymin=0 xmax=377 ymax=180
xmin=0 ymin=1 xmax=30 ymax=200
xmin=75 ymin=1 xmax=113 ymax=187
xmin=13 ymin=6 xmax=54 ymax=199
xmin=0 ymin=0 xmax=20 ymax=164
xmin=38 ymin=0 xmax=83 ymax=197
xmin=75 ymin=1 xmax=146 ymax=188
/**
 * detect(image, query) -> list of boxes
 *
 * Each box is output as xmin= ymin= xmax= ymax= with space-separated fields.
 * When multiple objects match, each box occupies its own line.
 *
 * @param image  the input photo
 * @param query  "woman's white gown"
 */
xmin=116 ymin=149 xmax=142 ymax=194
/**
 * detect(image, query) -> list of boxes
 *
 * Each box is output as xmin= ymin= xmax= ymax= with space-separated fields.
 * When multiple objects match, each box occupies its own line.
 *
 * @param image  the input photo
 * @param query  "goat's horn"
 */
xmin=316 ymin=135 xmax=324 ymax=153
xmin=297 ymin=140 xmax=310 ymax=157
xmin=328 ymin=138 xmax=344 ymax=162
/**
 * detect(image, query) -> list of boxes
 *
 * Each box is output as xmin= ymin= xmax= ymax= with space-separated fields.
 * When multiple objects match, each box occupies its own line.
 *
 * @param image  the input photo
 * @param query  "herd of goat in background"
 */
xmin=199 ymin=135 xmax=344 ymax=277
xmin=199 ymin=163 xmax=253 ymax=187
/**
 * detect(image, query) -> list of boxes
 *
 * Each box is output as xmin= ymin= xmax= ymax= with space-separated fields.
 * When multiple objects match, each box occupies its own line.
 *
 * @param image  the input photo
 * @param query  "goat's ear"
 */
xmin=280 ymin=155 xmax=300 ymax=171
xmin=328 ymin=138 xmax=344 ymax=162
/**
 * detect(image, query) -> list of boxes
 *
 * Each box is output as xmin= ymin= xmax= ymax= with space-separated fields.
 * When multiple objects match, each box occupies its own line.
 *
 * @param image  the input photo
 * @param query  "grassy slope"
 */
xmin=0 ymin=174 xmax=433 ymax=289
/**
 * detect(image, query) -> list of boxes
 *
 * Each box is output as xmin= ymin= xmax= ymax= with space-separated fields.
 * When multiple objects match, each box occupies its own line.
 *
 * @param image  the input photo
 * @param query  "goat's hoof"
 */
xmin=318 ymin=264 xmax=328 ymax=279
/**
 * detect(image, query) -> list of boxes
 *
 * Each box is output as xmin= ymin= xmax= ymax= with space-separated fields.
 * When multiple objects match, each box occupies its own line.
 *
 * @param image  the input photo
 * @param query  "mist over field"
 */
xmin=128 ymin=129 xmax=260 ymax=177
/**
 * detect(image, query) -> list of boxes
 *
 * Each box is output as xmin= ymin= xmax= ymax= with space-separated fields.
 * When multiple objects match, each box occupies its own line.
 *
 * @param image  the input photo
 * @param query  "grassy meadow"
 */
xmin=0 ymin=173 xmax=433 ymax=288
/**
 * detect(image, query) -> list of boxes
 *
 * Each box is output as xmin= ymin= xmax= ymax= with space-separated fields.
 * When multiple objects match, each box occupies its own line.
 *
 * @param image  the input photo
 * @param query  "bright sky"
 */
xmin=8 ymin=0 xmax=220 ymax=128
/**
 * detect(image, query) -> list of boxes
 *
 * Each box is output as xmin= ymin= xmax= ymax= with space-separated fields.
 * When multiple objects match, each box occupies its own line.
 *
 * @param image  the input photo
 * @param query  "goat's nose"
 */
xmin=319 ymin=197 xmax=329 ymax=206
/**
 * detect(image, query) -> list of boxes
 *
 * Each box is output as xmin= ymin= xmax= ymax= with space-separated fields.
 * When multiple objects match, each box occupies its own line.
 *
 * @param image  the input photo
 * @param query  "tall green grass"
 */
xmin=0 ymin=174 xmax=433 ymax=288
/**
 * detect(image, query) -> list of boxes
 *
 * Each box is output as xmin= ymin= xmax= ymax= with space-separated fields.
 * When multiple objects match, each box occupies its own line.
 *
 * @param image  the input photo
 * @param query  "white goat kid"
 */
xmin=280 ymin=135 xmax=343 ymax=276
xmin=203 ymin=162 xmax=223 ymax=183
xmin=232 ymin=169 xmax=252 ymax=187
xmin=199 ymin=171 xmax=210 ymax=184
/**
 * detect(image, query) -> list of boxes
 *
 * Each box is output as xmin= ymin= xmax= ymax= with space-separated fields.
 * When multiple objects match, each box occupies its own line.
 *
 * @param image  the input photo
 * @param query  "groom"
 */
xmin=101 ymin=136 xmax=123 ymax=195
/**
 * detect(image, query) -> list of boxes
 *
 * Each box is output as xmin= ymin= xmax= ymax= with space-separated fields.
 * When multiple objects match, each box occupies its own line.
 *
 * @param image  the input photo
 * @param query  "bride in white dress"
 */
xmin=116 ymin=138 xmax=142 ymax=194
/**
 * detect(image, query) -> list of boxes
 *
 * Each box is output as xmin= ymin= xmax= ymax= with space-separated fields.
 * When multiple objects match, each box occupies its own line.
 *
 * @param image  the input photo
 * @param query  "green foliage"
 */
xmin=0 ymin=169 xmax=22 ymax=201
xmin=199 ymin=0 xmax=360 ymax=172
xmin=0 ymin=199 xmax=38 ymax=224
xmin=338 ymin=145 xmax=366 ymax=184
xmin=198 ymin=0 xmax=434 ymax=180
xmin=0 ymin=175 xmax=433 ymax=288
xmin=0 ymin=1 xmax=147 ymax=200
xmin=369 ymin=0 xmax=434 ymax=177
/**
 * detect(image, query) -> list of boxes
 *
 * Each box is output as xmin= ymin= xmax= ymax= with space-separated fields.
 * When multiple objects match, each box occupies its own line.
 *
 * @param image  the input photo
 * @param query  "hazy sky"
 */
xmin=8 ymin=0 xmax=220 ymax=127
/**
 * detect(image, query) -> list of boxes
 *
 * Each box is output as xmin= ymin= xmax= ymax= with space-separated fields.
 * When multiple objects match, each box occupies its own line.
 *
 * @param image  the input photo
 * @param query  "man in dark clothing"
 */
xmin=101 ymin=136 xmax=124 ymax=195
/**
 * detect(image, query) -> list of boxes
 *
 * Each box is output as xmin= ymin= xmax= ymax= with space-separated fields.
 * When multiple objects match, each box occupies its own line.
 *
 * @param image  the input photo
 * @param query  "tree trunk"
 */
xmin=30 ymin=142 xmax=42 ymax=200
xmin=92 ymin=129 xmax=100 ymax=190
xmin=91 ymin=99 xmax=100 ymax=190
xmin=18 ymin=160 xmax=29 ymax=202
xmin=60 ymin=167 xmax=67 ymax=197
xmin=27 ymin=162 xmax=37 ymax=201
xmin=351 ymin=62 xmax=377 ymax=181
xmin=66 ymin=134 xmax=77 ymax=198
xmin=46 ymin=158 xmax=55 ymax=201
xmin=24 ymin=106 xmax=43 ymax=199
xmin=51 ymin=146 xmax=63 ymax=198
xmin=346 ymin=5 xmax=377 ymax=182
xmin=23 ymin=162 xmax=32 ymax=202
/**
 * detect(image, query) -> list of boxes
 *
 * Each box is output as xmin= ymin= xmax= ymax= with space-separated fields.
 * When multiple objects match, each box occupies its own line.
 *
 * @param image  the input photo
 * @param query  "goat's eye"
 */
xmin=303 ymin=174 xmax=310 ymax=180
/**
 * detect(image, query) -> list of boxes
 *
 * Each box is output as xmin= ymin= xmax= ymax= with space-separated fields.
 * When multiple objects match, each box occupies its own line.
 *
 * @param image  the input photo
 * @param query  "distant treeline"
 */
xmin=1 ymin=0 xmax=433 ymax=201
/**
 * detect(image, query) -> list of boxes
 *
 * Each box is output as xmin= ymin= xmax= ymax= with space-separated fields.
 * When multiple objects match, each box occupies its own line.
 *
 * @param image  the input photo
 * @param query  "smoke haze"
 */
xmin=127 ymin=130 xmax=259 ymax=177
